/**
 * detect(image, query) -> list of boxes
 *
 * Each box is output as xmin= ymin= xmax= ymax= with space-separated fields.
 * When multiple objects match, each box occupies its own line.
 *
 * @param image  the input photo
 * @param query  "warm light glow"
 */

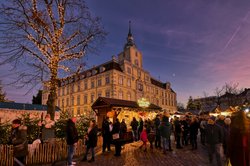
xmin=245 ymin=108 xmax=249 ymax=113
xmin=137 ymin=98 xmax=150 ymax=108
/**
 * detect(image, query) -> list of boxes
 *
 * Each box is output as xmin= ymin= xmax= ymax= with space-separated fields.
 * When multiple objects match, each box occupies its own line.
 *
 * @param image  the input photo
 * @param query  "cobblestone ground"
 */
xmin=75 ymin=140 xmax=215 ymax=166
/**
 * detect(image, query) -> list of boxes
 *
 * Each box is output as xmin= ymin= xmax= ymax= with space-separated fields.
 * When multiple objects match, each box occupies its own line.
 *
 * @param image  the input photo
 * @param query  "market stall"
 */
xmin=91 ymin=97 xmax=162 ymax=129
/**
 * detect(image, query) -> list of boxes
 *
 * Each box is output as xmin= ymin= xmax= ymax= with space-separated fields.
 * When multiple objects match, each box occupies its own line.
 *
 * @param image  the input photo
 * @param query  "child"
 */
xmin=140 ymin=126 xmax=148 ymax=152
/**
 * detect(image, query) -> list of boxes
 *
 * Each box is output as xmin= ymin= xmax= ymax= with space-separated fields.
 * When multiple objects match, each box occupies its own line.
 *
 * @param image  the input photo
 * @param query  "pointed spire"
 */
xmin=128 ymin=21 xmax=132 ymax=36
xmin=124 ymin=21 xmax=136 ymax=49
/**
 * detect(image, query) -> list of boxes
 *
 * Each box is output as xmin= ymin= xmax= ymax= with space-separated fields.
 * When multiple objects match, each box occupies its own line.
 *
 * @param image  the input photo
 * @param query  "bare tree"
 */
xmin=214 ymin=86 xmax=225 ymax=105
xmin=223 ymin=82 xmax=243 ymax=106
xmin=0 ymin=80 xmax=7 ymax=102
xmin=0 ymin=0 xmax=106 ymax=119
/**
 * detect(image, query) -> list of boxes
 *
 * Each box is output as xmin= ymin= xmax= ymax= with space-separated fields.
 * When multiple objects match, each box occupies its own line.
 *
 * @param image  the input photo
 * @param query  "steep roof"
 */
xmin=92 ymin=97 xmax=162 ymax=110
xmin=60 ymin=60 xmax=122 ymax=86
xmin=0 ymin=102 xmax=60 ymax=111
xmin=150 ymin=78 xmax=166 ymax=89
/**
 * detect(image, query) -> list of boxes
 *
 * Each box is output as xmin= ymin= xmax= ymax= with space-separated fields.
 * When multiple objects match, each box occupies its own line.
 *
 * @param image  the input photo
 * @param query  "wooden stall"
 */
xmin=91 ymin=97 xmax=162 ymax=129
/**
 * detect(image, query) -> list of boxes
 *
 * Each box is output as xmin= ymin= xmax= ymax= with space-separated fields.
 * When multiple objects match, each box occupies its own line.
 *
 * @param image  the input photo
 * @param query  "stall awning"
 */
xmin=92 ymin=97 xmax=162 ymax=110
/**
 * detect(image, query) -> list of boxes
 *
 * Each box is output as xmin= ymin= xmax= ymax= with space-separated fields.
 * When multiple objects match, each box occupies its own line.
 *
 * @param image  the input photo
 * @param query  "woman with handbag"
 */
xmin=82 ymin=120 xmax=98 ymax=162
xmin=112 ymin=118 xmax=122 ymax=156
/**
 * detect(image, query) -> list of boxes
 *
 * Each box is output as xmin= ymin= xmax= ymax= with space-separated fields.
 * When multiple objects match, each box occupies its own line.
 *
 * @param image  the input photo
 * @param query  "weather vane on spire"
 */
xmin=124 ymin=20 xmax=136 ymax=49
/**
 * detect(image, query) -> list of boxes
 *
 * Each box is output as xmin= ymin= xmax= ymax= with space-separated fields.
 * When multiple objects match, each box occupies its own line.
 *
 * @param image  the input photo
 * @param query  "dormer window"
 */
xmin=87 ymin=72 xmax=91 ymax=77
xmin=100 ymin=66 xmax=105 ymax=72
xmin=92 ymin=69 xmax=97 ymax=75
xmin=80 ymin=74 xmax=85 ymax=79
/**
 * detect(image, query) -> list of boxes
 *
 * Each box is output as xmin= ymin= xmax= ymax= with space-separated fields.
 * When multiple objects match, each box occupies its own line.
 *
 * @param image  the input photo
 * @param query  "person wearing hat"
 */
xmin=205 ymin=116 xmax=223 ymax=166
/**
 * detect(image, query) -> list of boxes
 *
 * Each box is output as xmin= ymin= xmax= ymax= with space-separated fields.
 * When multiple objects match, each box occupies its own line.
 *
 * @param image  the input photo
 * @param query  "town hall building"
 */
xmin=42 ymin=24 xmax=177 ymax=117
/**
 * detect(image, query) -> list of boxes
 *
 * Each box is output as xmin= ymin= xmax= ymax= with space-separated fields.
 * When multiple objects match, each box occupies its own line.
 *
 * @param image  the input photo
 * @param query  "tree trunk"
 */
xmin=47 ymin=62 xmax=58 ymax=120
xmin=47 ymin=87 xmax=56 ymax=120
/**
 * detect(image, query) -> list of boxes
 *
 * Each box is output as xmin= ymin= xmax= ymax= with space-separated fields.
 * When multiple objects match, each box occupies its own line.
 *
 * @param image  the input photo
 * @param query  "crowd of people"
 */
xmin=98 ymin=110 xmax=250 ymax=166
xmin=8 ymin=110 xmax=250 ymax=166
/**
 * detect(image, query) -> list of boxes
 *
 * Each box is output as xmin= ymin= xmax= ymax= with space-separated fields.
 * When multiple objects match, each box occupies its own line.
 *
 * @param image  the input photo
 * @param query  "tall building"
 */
xmin=42 ymin=23 xmax=177 ymax=116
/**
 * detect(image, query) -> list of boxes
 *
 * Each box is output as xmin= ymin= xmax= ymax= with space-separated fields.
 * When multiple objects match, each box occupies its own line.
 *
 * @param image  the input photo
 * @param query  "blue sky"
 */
xmin=1 ymin=0 xmax=250 ymax=105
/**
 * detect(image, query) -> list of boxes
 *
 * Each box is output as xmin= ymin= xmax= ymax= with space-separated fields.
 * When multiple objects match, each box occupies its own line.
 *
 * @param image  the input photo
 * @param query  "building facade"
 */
xmin=42 ymin=25 xmax=177 ymax=116
xmin=192 ymin=88 xmax=250 ymax=112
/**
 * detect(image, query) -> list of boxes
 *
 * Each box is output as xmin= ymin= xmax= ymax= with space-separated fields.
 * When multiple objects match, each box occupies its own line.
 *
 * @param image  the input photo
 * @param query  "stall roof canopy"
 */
xmin=92 ymin=97 xmax=162 ymax=110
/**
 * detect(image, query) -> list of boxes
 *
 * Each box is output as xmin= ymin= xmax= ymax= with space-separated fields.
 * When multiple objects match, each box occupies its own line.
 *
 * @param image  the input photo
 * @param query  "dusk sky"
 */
xmin=1 ymin=0 xmax=250 ymax=105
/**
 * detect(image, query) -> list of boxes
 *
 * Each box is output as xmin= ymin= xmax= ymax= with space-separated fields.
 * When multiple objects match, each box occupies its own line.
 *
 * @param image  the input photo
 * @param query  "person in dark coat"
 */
xmin=205 ymin=116 xmax=223 ymax=166
xmin=82 ymin=120 xmax=98 ymax=162
xmin=130 ymin=117 xmax=139 ymax=141
xmin=138 ymin=118 xmax=144 ymax=141
xmin=112 ymin=119 xmax=122 ymax=156
xmin=159 ymin=116 xmax=171 ymax=154
xmin=228 ymin=111 xmax=250 ymax=166
xmin=101 ymin=117 xmax=111 ymax=153
xmin=66 ymin=117 xmax=79 ymax=166
xmin=200 ymin=117 xmax=207 ymax=145
xmin=223 ymin=118 xmax=231 ymax=160
xmin=174 ymin=117 xmax=182 ymax=149
xmin=189 ymin=116 xmax=199 ymax=150
xmin=9 ymin=119 xmax=28 ymax=166
xmin=154 ymin=115 xmax=161 ymax=148
xmin=120 ymin=119 xmax=127 ymax=134
xmin=181 ymin=116 xmax=190 ymax=146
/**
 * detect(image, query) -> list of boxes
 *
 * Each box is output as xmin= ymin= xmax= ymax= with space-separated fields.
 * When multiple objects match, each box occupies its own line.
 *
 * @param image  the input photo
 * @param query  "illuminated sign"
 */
xmin=137 ymin=98 xmax=150 ymax=108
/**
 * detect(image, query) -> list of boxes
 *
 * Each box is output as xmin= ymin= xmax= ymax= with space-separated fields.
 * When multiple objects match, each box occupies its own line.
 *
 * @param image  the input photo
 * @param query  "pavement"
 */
xmin=53 ymin=137 xmax=220 ymax=166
